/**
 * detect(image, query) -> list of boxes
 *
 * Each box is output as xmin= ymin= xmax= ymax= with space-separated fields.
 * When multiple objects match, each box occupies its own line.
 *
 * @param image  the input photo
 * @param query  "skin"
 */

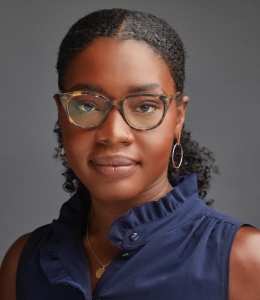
xmin=1 ymin=38 xmax=260 ymax=299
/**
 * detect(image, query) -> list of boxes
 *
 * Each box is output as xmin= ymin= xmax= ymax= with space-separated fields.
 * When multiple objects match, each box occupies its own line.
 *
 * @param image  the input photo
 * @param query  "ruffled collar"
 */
xmin=109 ymin=174 xmax=204 ymax=248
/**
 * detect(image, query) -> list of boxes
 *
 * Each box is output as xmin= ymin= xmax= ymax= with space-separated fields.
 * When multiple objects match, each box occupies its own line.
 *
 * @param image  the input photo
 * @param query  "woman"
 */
xmin=0 ymin=8 xmax=260 ymax=300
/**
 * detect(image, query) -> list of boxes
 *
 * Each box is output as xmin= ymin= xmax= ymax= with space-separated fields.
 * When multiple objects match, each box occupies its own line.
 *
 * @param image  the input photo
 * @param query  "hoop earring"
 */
xmin=171 ymin=143 xmax=183 ymax=169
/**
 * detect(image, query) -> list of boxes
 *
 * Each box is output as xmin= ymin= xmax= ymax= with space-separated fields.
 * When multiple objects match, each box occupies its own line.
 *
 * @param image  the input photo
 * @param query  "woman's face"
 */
xmin=57 ymin=38 xmax=188 ymax=205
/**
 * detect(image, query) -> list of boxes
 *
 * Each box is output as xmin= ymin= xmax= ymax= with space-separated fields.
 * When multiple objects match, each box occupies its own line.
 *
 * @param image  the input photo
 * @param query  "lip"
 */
xmin=91 ymin=155 xmax=138 ymax=179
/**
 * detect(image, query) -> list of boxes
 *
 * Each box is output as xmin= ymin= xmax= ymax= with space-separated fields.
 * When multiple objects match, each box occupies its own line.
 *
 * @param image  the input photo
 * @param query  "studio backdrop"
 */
xmin=0 ymin=0 xmax=259 ymax=261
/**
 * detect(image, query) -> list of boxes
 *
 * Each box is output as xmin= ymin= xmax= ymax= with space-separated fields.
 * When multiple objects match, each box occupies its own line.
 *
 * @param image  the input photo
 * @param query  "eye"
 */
xmin=135 ymin=102 xmax=159 ymax=113
xmin=77 ymin=102 xmax=97 ymax=112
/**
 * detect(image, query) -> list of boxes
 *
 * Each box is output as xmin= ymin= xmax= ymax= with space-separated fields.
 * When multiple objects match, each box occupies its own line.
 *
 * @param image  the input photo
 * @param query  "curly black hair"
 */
xmin=54 ymin=8 xmax=219 ymax=203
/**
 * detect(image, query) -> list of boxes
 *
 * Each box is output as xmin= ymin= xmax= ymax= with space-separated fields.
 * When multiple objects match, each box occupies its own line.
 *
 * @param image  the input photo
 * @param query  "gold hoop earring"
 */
xmin=171 ymin=143 xmax=183 ymax=169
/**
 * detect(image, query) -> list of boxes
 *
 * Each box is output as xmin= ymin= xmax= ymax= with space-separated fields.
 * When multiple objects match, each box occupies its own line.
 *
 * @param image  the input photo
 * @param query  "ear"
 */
xmin=175 ymin=95 xmax=189 ymax=141
xmin=53 ymin=94 xmax=61 ymax=108
xmin=53 ymin=94 xmax=63 ymax=122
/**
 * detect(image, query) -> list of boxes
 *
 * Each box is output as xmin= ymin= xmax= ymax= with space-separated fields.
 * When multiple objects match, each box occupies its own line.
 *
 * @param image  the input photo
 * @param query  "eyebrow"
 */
xmin=68 ymin=84 xmax=105 ymax=93
xmin=68 ymin=83 xmax=167 ymax=95
xmin=127 ymin=84 xmax=167 ymax=94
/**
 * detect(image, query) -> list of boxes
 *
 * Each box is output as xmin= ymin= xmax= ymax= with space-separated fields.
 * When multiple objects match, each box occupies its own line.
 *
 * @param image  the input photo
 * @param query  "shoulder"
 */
xmin=0 ymin=224 xmax=53 ymax=300
xmin=229 ymin=226 xmax=260 ymax=300
xmin=200 ymin=205 xmax=243 ymax=226
xmin=0 ymin=233 xmax=31 ymax=300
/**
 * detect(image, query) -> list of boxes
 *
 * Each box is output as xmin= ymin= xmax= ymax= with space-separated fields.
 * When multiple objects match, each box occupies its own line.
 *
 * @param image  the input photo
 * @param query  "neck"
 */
xmin=87 ymin=178 xmax=173 ymax=241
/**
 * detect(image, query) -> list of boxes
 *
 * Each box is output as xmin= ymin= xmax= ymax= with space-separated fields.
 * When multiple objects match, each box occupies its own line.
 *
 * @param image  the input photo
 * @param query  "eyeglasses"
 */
xmin=55 ymin=91 xmax=180 ymax=130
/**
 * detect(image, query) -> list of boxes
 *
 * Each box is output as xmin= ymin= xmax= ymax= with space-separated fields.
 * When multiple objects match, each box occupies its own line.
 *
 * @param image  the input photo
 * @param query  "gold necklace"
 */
xmin=86 ymin=224 xmax=113 ymax=279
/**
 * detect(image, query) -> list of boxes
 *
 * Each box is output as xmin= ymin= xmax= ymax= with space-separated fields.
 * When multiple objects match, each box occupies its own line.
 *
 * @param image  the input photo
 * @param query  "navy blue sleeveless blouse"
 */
xmin=16 ymin=174 xmax=244 ymax=299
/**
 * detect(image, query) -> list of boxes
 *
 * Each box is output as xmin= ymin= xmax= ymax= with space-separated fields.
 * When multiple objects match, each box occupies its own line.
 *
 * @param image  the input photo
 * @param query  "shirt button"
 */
xmin=130 ymin=232 xmax=139 ymax=241
xmin=121 ymin=252 xmax=130 ymax=259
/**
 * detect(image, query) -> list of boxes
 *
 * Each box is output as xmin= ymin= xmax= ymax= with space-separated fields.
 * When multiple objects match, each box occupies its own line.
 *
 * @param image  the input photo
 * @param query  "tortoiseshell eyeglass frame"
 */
xmin=54 ymin=91 xmax=181 ymax=130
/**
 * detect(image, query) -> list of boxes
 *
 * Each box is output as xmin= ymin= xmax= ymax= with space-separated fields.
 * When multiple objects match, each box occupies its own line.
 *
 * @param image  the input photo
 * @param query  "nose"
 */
xmin=95 ymin=106 xmax=131 ymax=145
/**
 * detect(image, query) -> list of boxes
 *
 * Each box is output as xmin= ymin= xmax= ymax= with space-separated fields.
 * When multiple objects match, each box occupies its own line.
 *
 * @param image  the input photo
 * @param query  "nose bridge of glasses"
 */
xmin=109 ymin=98 xmax=123 ymax=107
xmin=106 ymin=98 xmax=125 ymax=115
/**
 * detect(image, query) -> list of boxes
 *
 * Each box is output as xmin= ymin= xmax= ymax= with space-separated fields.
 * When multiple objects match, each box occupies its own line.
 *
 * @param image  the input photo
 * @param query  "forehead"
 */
xmin=63 ymin=38 xmax=174 ymax=97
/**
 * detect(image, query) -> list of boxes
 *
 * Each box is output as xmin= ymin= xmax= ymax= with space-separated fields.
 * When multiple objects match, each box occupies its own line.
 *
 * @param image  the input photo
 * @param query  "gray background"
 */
xmin=1 ymin=0 xmax=260 ymax=261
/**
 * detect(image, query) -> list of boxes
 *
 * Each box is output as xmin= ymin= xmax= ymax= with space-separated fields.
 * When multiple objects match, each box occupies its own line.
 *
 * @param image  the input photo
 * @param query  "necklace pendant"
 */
xmin=96 ymin=267 xmax=105 ymax=279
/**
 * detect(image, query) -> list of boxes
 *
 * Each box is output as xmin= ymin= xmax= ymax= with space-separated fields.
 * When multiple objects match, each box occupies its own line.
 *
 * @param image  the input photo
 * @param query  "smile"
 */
xmin=91 ymin=155 xmax=138 ymax=179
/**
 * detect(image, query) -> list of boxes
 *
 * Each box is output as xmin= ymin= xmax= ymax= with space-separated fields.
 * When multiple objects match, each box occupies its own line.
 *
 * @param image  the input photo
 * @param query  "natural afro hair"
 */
xmin=57 ymin=8 xmax=185 ymax=94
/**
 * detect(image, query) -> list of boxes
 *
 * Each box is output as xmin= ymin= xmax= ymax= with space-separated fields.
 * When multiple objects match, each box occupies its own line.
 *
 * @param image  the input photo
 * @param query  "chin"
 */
xmin=83 ymin=176 xmax=145 ymax=204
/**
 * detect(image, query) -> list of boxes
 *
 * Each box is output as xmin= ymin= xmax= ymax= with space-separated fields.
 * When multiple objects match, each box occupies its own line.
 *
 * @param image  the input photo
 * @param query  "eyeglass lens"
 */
xmin=67 ymin=94 xmax=165 ymax=129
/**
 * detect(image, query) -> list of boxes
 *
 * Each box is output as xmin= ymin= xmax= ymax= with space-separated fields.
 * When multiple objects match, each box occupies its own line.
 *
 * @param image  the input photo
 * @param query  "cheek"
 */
xmin=59 ymin=109 xmax=94 ymax=166
xmin=137 ymin=105 xmax=177 ymax=167
xmin=138 ymin=131 xmax=173 ymax=160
